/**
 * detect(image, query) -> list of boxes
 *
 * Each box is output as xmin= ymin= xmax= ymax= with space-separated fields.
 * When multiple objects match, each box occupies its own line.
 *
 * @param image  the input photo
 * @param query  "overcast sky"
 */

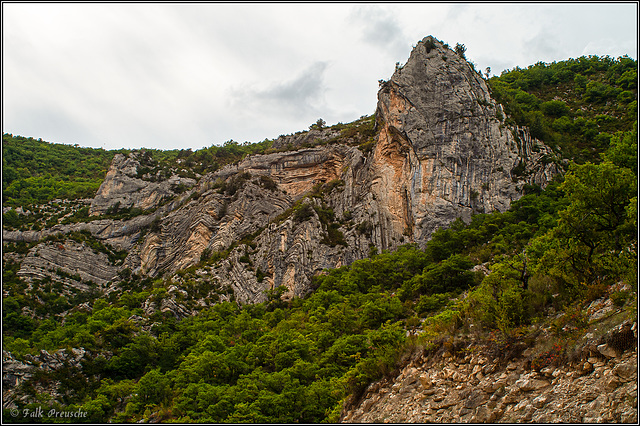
xmin=2 ymin=2 xmax=638 ymax=151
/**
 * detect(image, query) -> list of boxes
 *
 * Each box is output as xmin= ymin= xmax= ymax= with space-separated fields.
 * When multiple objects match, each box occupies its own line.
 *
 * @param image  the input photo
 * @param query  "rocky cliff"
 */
xmin=4 ymin=35 xmax=635 ymax=424
xmin=3 ymin=36 xmax=558 ymax=305
xmin=372 ymin=37 xmax=558 ymax=241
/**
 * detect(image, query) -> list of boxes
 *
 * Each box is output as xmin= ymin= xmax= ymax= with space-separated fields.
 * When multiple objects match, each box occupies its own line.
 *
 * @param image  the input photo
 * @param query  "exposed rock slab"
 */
xmin=89 ymin=151 xmax=196 ymax=215
xmin=17 ymin=240 xmax=120 ymax=291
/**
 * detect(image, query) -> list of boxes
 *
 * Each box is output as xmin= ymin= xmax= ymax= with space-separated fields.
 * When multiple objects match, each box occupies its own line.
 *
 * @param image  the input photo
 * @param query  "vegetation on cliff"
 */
xmin=2 ymin=135 xmax=117 ymax=209
xmin=487 ymin=54 xmax=637 ymax=163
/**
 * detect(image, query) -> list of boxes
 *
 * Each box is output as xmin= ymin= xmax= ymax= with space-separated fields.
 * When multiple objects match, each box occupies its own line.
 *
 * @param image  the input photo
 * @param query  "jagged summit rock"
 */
xmin=372 ymin=35 xmax=558 ymax=242
xmin=89 ymin=151 xmax=197 ymax=216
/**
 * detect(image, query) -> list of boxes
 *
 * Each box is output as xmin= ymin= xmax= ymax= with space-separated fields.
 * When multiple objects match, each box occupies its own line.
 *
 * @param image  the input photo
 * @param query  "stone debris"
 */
xmin=342 ymin=320 xmax=637 ymax=424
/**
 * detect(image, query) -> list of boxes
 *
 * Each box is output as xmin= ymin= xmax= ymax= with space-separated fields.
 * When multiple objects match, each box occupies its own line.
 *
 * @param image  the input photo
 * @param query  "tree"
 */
xmin=309 ymin=118 xmax=326 ymax=130
xmin=541 ymin=100 xmax=569 ymax=117
xmin=601 ymin=126 xmax=637 ymax=173
xmin=135 ymin=368 xmax=172 ymax=406
xmin=455 ymin=43 xmax=467 ymax=59
xmin=555 ymin=161 xmax=637 ymax=282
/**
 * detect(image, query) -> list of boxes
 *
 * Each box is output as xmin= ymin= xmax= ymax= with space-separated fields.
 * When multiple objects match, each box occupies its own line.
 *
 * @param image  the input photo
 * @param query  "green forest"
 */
xmin=2 ymin=53 xmax=637 ymax=423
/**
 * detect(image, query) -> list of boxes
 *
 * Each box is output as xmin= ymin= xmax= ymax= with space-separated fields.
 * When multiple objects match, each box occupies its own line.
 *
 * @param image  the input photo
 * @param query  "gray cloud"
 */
xmin=231 ymin=61 xmax=329 ymax=119
xmin=349 ymin=5 xmax=410 ymax=60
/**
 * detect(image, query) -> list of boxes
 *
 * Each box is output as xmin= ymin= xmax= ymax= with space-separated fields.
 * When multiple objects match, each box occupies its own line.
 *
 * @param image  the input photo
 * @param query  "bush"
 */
xmin=415 ymin=293 xmax=451 ymax=315
xmin=257 ymin=175 xmax=278 ymax=191
xmin=610 ymin=290 xmax=630 ymax=307
xmin=356 ymin=221 xmax=373 ymax=235
xmin=541 ymin=100 xmax=569 ymax=117
xmin=409 ymin=254 xmax=475 ymax=296
xmin=463 ymin=262 xmax=529 ymax=333
xmin=293 ymin=204 xmax=315 ymax=223
xmin=321 ymin=223 xmax=347 ymax=247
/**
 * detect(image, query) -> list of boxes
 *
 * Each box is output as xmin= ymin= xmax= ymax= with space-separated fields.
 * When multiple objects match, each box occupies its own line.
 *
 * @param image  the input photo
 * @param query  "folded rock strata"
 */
xmin=4 ymin=36 xmax=559 ymax=304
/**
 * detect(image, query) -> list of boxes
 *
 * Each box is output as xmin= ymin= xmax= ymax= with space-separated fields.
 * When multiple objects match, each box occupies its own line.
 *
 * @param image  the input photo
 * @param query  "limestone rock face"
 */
xmin=370 ymin=36 xmax=558 ymax=243
xmin=127 ymin=145 xmax=371 ymax=303
xmin=17 ymin=240 xmax=120 ymax=291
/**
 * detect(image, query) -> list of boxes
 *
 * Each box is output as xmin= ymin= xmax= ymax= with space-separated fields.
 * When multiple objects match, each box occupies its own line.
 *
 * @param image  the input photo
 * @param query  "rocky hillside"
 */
xmin=342 ymin=287 xmax=637 ymax=423
xmin=3 ymin=36 xmax=556 ymax=305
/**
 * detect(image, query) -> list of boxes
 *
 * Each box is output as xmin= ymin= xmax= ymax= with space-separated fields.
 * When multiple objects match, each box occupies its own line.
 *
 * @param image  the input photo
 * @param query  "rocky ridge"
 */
xmin=3 ymin=36 xmax=559 ymax=306
xmin=89 ymin=151 xmax=197 ymax=216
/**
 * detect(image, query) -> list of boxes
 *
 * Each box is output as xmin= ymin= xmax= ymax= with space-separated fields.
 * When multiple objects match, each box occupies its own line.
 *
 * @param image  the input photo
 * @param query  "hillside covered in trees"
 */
xmin=2 ymin=48 xmax=637 ymax=423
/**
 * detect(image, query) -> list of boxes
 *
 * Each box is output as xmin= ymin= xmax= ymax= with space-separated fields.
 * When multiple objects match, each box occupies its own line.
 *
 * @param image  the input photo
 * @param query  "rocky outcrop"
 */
xmin=232 ymin=145 xmax=361 ymax=199
xmin=341 ymin=319 xmax=637 ymax=423
xmin=89 ymin=151 xmax=196 ymax=216
xmin=2 ymin=348 xmax=89 ymax=409
xmin=270 ymin=127 xmax=343 ymax=150
xmin=129 ymin=149 xmax=369 ymax=302
xmin=369 ymin=36 xmax=558 ymax=243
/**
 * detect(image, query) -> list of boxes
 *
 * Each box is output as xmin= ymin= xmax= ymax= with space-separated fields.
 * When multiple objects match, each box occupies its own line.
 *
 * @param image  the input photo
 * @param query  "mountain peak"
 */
xmin=372 ymin=37 xmax=558 ymax=242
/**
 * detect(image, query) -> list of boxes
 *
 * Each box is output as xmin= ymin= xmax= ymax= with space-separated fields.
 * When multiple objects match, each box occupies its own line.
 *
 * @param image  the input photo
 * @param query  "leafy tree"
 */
xmin=405 ymin=254 xmax=475 ymax=297
xmin=135 ymin=368 xmax=172 ymax=406
xmin=310 ymin=118 xmax=326 ymax=130
xmin=524 ymin=160 xmax=637 ymax=294
xmin=541 ymin=100 xmax=569 ymax=117
xmin=601 ymin=126 xmax=638 ymax=173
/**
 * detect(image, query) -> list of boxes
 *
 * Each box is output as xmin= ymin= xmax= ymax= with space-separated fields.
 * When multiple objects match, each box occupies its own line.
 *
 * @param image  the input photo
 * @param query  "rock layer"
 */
xmin=17 ymin=240 xmax=120 ymax=291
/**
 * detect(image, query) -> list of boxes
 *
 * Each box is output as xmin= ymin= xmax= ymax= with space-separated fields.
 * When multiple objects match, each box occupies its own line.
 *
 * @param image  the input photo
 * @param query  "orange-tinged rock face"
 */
xmin=370 ymin=124 xmax=416 ymax=239
xmin=370 ymin=36 xmax=559 ymax=244
xmin=238 ymin=146 xmax=351 ymax=200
